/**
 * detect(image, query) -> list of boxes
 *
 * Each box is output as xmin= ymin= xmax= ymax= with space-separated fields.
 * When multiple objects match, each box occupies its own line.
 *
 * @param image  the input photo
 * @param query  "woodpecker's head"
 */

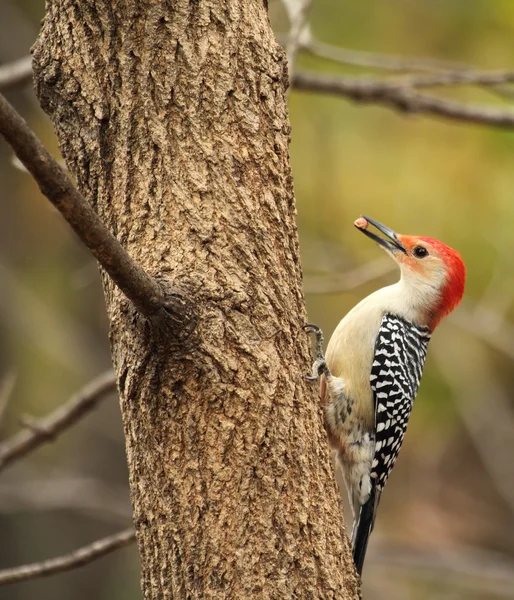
xmin=354 ymin=216 xmax=466 ymax=329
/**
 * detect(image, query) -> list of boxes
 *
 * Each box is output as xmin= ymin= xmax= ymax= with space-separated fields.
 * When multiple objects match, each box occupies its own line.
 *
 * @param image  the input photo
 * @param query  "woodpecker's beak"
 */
xmin=355 ymin=216 xmax=407 ymax=254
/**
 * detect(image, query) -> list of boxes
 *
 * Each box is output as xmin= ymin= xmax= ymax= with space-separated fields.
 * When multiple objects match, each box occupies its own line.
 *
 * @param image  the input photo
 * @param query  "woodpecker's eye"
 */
xmin=413 ymin=246 xmax=428 ymax=258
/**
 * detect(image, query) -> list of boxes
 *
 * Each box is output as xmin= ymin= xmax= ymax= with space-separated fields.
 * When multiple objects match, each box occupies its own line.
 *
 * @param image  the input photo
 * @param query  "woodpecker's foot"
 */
xmin=303 ymin=323 xmax=330 ymax=380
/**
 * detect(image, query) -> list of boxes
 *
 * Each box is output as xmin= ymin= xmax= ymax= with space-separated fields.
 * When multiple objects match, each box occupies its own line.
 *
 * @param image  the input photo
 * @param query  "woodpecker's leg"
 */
xmin=303 ymin=323 xmax=332 ymax=380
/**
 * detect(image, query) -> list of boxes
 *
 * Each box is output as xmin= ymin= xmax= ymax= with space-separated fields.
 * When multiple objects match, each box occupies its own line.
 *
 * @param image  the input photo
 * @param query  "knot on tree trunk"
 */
xmin=148 ymin=277 xmax=198 ymax=349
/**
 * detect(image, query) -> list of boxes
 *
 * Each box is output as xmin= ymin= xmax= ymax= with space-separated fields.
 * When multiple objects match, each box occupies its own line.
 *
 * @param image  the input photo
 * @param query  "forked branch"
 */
xmin=0 ymin=371 xmax=116 ymax=473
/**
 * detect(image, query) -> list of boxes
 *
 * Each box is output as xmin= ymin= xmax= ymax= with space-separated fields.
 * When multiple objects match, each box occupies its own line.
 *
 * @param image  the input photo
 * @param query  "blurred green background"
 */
xmin=1 ymin=0 xmax=514 ymax=599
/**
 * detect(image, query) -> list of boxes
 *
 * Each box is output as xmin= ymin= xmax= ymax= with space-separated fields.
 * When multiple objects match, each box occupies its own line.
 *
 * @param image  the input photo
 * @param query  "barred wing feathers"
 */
xmin=370 ymin=313 xmax=431 ymax=491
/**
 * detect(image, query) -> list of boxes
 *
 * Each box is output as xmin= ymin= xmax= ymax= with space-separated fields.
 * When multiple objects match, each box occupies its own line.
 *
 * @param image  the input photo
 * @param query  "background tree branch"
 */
xmin=0 ymin=371 xmax=116 ymax=473
xmin=293 ymin=72 xmax=514 ymax=129
xmin=282 ymin=0 xmax=312 ymax=80
xmin=0 ymin=527 xmax=135 ymax=586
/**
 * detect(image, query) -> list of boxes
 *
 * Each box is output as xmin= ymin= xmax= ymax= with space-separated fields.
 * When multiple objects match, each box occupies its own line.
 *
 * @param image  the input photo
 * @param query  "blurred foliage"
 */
xmin=1 ymin=0 xmax=514 ymax=599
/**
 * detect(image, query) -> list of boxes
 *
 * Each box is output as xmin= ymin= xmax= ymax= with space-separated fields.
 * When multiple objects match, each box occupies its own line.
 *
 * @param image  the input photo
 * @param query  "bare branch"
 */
xmin=0 ymin=93 xmax=191 ymax=326
xmin=282 ymin=0 xmax=312 ymax=79
xmin=12 ymin=152 xmax=68 ymax=174
xmin=275 ymin=30 xmax=479 ymax=73
xmin=390 ymin=70 xmax=514 ymax=89
xmin=279 ymin=32 xmax=514 ymax=102
xmin=301 ymin=37 xmax=472 ymax=73
xmin=0 ymin=56 xmax=32 ymax=92
xmin=302 ymin=37 xmax=514 ymax=100
xmin=0 ymin=527 xmax=135 ymax=586
xmin=0 ymin=371 xmax=116 ymax=473
xmin=279 ymin=28 xmax=514 ymax=87
xmin=293 ymin=72 xmax=514 ymax=129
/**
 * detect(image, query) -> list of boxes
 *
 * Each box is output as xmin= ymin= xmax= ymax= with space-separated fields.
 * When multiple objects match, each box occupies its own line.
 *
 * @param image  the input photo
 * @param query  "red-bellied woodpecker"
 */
xmin=305 ymin=216 xmax=466 ymax=577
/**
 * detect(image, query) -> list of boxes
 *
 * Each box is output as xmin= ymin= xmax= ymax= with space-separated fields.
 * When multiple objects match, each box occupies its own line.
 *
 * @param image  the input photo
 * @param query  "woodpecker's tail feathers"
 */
xmin=352 ymin=488 xmax=379 ymax=576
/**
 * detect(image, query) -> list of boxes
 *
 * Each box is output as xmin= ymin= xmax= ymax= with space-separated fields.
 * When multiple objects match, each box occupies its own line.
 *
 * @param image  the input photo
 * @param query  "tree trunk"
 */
xmin=32 ymin=1 xmax=359 ymax=598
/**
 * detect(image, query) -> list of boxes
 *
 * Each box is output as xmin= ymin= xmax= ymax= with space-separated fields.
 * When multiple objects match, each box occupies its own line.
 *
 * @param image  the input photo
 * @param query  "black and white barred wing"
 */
xmin=370 ymin=313 xmax=431 ymax=491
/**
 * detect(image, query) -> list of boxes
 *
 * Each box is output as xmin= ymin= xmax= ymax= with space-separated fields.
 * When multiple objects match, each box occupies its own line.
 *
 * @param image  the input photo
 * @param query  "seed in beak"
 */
xmin=354 ymin=217 xmax=369 ymax=230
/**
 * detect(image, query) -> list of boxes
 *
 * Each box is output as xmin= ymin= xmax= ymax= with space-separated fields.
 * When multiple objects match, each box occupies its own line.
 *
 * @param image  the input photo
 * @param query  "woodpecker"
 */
xmin=305 ymin=216 xmax=465 ymax=577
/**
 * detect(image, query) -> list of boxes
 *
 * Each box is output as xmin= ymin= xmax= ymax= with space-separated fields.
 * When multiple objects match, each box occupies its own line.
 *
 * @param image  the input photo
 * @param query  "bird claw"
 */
xmin=303 ymin=323 xmax=330 ymax=380
xmin=303 ymin=323 xmax=322 ymax=334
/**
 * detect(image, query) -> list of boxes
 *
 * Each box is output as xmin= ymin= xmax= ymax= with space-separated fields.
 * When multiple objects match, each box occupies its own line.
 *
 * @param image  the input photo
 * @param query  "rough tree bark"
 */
xmin=32 ymin=1 xmax=359 ymax=598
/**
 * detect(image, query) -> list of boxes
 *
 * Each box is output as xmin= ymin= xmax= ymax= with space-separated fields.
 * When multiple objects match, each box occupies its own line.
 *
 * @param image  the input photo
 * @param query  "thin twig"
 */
xmin=281 ymin=33 xmax=514 ymax=101
xmin=0 ymin=93 xmax=185 ymax=323
xmin=276 ymin=30 xmax=498 ymax=74
xmin=0 ymin=527 xmax=135 ymax=585
xmin=293 ymin=72 xmax=514 ymax=128
xmin=302 ymin=37 xmax=514 ymax=102
xmin=12 ymin=153 xmax=68 ymax=174
xmin=0 ymin=57 xmax=32 ymax=92
xmin=282 ymin=0 xmax=312 ymax=79
xmin=390 ymin=70 xmax=514 ymax=89
xmin=295 ymin=35 xmax=473 ymax=73
xmin=0 ymin=371 xmax=116 ymax=473
xmin=282 ymin=34 xmax=514 ymax=88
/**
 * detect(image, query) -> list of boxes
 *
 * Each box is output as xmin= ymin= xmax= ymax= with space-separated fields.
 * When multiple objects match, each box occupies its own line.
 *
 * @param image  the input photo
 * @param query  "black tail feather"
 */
xmin=352 ymin=488 xmax=377 ymax=576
